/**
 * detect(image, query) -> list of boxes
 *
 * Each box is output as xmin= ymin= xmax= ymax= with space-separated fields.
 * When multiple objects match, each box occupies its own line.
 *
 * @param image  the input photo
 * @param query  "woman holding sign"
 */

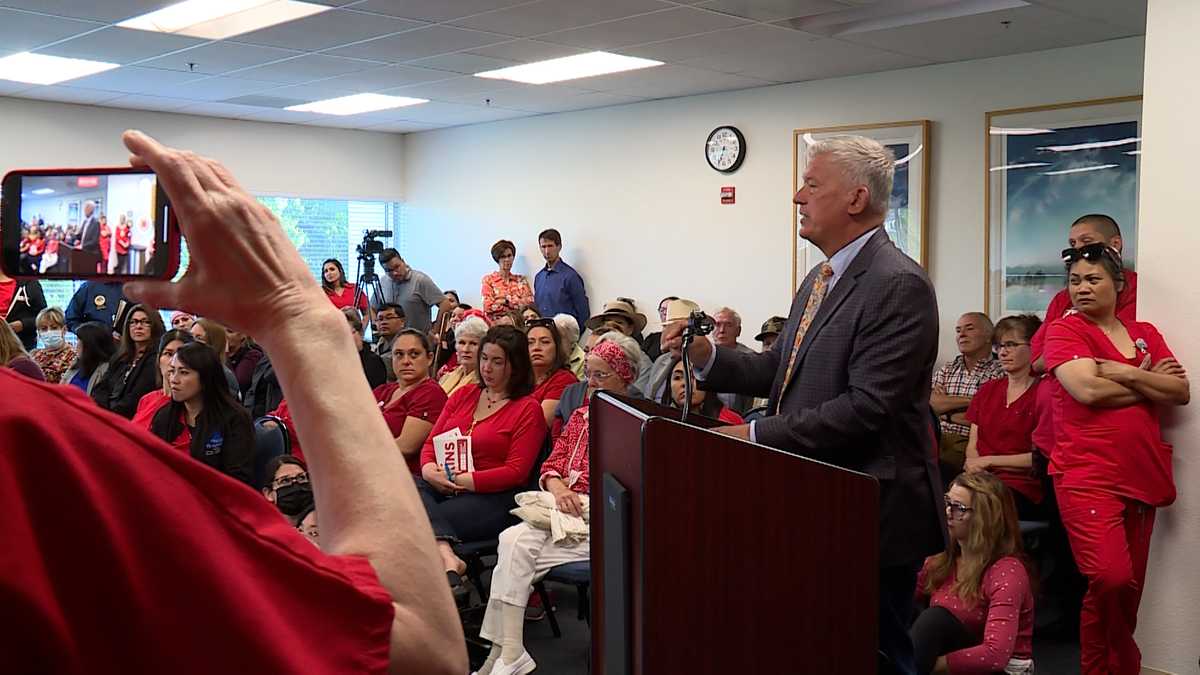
xmin=418 ymin=325 xmax=548 ymax=593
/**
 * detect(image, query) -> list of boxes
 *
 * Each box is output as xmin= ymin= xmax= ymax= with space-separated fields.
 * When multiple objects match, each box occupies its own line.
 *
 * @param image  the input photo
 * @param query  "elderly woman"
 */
xmin=474 ymin=338 xmax=639 ymax=675
xmin=439 ymin=315 xmax=488 ymax=395
xmin=1044 ymin=243 xmax=1188 ymax=675
xmin=553 ymin=313 xmax=585 ymax=380
xmin=481 ymin=239 xmax=534 ymax=323
xmin=31 ymin=307 xmax=77 ymax=384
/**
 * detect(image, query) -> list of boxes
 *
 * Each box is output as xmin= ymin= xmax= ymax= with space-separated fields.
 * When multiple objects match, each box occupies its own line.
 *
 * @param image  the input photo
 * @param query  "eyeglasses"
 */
xmin=1062 ymin=242 xmax=1122 ymax=267
xmin=995 ymin=341 xmax=1029 ymax=352
xmin=128 ymin=318 xmax=153 ymax=327
xmin=944 ymin=495 xmax=973 ymax=519
xmin=273 ymin=473 xmax=310 ymax=490
xmin=585 ymin=370 xmax=614 ymax=383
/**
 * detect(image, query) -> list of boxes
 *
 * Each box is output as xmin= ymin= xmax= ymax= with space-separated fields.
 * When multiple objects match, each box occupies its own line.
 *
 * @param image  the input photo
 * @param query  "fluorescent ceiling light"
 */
xmin=0 ymin=52 xmax=119 ymax=85
xmin=31 ymin=188 xmax=55 ymax=195
xmin=119 ymin=0 xmax=330 ymax=40
xmin=989 ymin=162 xmax=1052 ymax=172
xmin=286 ymin=93 xmax=429 ymax=116
xmin=989 ymin=127 xmax=1053 ymax=136
xmin=1038 ymin=137 xmax=1140 ymax=152
xmin=474 ymin=51 xmax=663 ymax=85
xmin=1041 ymin=164 xmax=1119 ymax=176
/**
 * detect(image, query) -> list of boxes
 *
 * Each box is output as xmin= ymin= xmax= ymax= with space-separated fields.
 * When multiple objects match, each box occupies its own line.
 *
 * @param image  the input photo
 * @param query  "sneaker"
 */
xmin=492 ymin=651 xmax=536 ymax=675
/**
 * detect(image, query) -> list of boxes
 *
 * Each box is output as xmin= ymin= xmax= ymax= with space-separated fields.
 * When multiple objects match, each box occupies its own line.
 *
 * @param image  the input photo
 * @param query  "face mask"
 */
xmin=38 ymin=330 xmax=65 ymax=349
xmin=274 ymin=483 xmax=314 ymax=517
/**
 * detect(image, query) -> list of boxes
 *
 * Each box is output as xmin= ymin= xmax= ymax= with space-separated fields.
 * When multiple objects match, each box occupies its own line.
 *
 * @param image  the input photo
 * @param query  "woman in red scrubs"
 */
xmin=321 ymin=258 xmax=369 ymax=315
xmin=373 ymin=328 xmax=447 ymax=473
xmin=1044 ymin=244 xmax=1189 ymax=675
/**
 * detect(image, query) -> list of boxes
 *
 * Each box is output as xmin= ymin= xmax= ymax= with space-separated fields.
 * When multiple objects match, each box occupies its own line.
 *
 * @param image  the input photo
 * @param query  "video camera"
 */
xmin=356 ymin=229 xmax=393 ymax=257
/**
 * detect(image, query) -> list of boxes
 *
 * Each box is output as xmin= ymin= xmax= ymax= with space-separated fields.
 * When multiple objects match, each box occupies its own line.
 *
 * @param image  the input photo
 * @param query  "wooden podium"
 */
xmin=589 ymin=392 xmax=880 ymax=675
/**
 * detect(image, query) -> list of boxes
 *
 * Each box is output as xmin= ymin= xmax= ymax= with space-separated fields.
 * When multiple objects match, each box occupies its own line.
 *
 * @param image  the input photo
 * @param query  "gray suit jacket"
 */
xmin=704 ymin=229 xmax=946 ymax=567
xmin=79 ymin=215 xmax=101 ymax=255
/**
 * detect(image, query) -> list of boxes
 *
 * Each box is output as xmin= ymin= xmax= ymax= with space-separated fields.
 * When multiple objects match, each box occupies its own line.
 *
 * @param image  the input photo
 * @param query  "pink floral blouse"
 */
xmin=481 ymin=271 xmax=533 ymax=321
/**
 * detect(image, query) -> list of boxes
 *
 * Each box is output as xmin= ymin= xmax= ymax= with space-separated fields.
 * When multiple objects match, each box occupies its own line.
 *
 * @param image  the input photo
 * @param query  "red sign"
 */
xmin=720 ymin=186 xmax=735 ymax=204
xmin=77 ymin=176 xmax=100 ymax=188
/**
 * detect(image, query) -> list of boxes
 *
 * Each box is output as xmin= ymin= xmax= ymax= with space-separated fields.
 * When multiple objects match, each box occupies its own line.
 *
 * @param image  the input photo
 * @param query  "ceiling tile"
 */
xmin=835 ymin=4 xmax=1134 ymax=62
xmin=327 ymin=25 xmax=512 ymax=62
xmin=383 ymin=75 xmax=522 ymax=103
xmin=1027 ymin=0 xmax=1145 ymax=33
xmin=157 ymin=76 xmax=280 ymax=101
xmin=450 ymin=0 xmax=675 ymax=37
xmin=304 ymin=63 xmax=453 ymax=91
xmin=538 ymin=6 xmax=750 ymax=50
xmin=696 ymin=0 xmax=848 ymax=22
xmin=240 ymin=108 xmax=323 ymax=124
xmin=139 ymin=42 xmax=304 ymax=76
xmin=387 ymin=100 xmax=530 ymax=124
xmin=37 ymin=27 xmax=207 ymax=64
xmin=548 ymin=90 xmax=647 ymax=112
xmin=100 ymin=93 xmax=196 ymax=112
xmin=227 ymin=53 xmax=386 ymax=84
xmin=0 ymin=0 xmax=176 ymax=23
xmin=364 ymin=119 xmax=442 ymax=132
xmin=0 ymin=79 xmax=32 ymax=96
xmin=260 ymin=81 xmax=361 ymax=101
xmin=465 ymin=39 xmax=586 ymax=62
xmin=405 ymin=52 xmax=518 ymax=75
xmin=581 ymin=63 xmax=773 ymax=98
xmin=347 ymin=0 xmax=536 ymax=22
xmin=234 ymin=8 xmax=427 ymax=50
xmin=624 ymin=23 xmax=814 ymax=64
xmin=12 ymin=84 xmax=122 ymax=104
xmin=456 ymin=82 xmax=593 ymax=111
xmin=177 ymin=101 xmax=265 ymax=119
xmin=0 ymin=8 xmax=103 ymax=52
xmin=66 ymin=65 xmax=203 ymax=94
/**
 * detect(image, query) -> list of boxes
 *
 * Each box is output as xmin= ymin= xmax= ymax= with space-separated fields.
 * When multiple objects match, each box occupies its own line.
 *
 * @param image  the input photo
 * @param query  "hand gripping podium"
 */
xmin=589 ymin=392 xmax=880 ymax=675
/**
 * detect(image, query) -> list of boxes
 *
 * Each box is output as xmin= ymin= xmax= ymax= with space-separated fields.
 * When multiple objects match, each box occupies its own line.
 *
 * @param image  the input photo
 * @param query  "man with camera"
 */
xmin=372 ymin=248 xmax=450 ymax=335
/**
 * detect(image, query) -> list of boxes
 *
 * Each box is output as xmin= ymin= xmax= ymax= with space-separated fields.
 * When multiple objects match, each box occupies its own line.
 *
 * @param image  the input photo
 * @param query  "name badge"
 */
xmin=204 ymin=431 xmax=224 ymax=456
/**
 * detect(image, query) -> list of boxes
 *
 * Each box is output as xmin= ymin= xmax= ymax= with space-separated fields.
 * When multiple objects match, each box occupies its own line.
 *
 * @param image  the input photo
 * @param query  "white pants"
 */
xmin=480 ymin=522 xmax=590 ymax=643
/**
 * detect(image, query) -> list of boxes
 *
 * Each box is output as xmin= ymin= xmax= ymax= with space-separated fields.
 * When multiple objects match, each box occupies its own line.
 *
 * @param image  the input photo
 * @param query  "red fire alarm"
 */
xmin=720 ymin=186 xmax=735 ymax=204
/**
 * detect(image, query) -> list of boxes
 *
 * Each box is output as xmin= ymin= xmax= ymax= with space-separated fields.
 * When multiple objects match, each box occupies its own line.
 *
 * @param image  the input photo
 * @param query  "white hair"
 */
xmin=715 ymin=306 xmax=741 ymax=327
xmin=552 ymin=313 xmax=580 ymax=346
xmin=594 ymin=332 xmax=643 ymax=380
xmin=454 ymin=316 xmax=489 ymax=341
xmin=808 ymin=135 xmax=894 ymax=216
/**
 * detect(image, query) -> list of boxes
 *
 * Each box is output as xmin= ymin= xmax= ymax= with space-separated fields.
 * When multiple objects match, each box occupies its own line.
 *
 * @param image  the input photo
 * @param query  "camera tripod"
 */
xmin=351 ymin=250 xmax=386 ymax=323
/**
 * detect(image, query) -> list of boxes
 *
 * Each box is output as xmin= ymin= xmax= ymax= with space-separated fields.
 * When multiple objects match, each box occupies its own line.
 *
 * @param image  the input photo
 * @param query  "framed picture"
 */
xmin=985 ymin=95 xmax=1142 ymax=317
xmin=792 ymin=120 xmax=930 ymax=290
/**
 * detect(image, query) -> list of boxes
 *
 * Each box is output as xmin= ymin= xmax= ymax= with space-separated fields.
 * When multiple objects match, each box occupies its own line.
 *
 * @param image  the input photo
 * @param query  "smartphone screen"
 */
xmin=1 ymin=168 xmax=177 ymax=280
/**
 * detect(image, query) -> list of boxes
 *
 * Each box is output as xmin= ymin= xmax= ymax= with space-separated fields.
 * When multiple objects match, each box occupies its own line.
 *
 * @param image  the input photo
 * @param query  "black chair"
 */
xmin=533 ymin=561 xmax=591 ymax=639
xmin=252 ymin=415 xmax=290 ymax=490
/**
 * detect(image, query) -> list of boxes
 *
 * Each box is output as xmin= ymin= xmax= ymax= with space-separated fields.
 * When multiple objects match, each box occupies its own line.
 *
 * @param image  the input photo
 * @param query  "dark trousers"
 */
xmin=416 ymin=479 xmax=519 ymax=545
xmin=1011 ymin=488 xmax=1048 ymax=522
xmin=910 ymin=606 xmax=973 ymax=675
xmin=880 ymin=562 xmax=921 ymax=675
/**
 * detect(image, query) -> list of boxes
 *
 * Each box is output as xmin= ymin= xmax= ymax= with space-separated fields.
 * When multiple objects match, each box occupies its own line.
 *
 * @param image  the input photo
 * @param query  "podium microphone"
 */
xmin=680 ymin=309 xmax=714 ymax=420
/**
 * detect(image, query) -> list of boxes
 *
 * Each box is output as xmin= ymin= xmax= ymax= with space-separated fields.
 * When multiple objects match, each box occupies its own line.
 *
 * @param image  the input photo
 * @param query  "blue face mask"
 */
xmin=38 ymin=330 xmax=65 ymax=349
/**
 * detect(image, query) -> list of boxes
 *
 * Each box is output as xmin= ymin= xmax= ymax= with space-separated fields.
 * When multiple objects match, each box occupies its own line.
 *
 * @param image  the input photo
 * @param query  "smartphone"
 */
xmin=1 ymin=167 xmax=180 ymax=281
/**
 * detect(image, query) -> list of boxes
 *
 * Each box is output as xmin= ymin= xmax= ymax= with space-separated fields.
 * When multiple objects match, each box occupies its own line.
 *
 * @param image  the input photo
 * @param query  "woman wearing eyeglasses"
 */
xmin=1045 ymin=244 xmax=1189 ymax=675
xmin=527 ymin=317 xmax=580 ymax=428
xmin=475 ymin=338 xmax=639 ymax=675
xmin=481 ymin=239 xmax=533 ymax=323
xmin=261 ymin=455 xmax=313 ymax=526
xmin=911 ymin=472 xmax=1035 ymax=675
xmin=91 ymin=304 xmax=164 ymax=418
xmin=962 ymin=314 xmax=1046 ymax=520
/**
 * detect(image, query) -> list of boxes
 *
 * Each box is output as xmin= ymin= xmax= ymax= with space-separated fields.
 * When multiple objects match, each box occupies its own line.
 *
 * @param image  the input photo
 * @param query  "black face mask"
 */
xmin=275 ymin=483 xmax=314 ymax=516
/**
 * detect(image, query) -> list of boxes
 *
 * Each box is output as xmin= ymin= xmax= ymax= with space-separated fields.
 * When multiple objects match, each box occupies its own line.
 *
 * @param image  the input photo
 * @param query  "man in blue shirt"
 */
xmin=65 ymin=281 xmax=128 ymax=333
xmin=533 ymin=229 xmax=589 ymax=330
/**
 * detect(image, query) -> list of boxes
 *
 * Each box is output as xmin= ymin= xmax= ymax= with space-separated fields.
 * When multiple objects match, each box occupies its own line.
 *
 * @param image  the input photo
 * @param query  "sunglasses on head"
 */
xmin=526 ymin=317 xmax=555 ymax=329
xmin=1062 ymin=242 xmax=1122 ymax=266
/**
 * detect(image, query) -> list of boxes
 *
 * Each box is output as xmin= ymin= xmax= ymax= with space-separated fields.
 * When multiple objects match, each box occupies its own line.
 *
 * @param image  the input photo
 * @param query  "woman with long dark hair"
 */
xmin=132 ymin=329 xmax=195 ymax=430
xmin=321 ymin=258 xmax=368 ymax=315
xmin=151 ymin=342 xmax=254 ymax=485
xmin=659 ymin=356 xmax=745 ymax=424
xmin=91 ymin=304 xmax=164 ymax=418
xmin=526 ymin=317 xmax=579 ymax=427
xmin=61 ymin=321 xmax=117 ymax=394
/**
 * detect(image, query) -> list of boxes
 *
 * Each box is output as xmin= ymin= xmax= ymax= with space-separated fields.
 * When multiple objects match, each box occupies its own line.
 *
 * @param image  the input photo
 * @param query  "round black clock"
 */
xmin=705 ymin=125 xmax=745 ymax=173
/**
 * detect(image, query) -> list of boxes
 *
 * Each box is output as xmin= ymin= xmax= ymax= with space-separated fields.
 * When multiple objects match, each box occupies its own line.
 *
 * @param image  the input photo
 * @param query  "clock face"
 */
xmin=706 ymin=126 xmax=745 ymax=173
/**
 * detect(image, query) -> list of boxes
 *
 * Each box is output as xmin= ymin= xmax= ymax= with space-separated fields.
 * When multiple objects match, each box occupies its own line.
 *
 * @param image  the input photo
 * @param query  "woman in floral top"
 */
xmin=481 ymin=239 xmax=533 ymax=322
xmin=30 ymin=307 xmax=77 ymax=384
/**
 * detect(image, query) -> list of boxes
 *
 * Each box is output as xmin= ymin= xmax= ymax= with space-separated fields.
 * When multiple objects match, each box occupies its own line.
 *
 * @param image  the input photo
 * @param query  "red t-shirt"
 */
xmin=28 ymin=238 xmax=46 ymax=256
xmin=717 ymin=406 xmax=745 ymax=425
xmin=1044 ymin=313 xmax=1176 ymax=506
xmin=0 ymin=278 xmax=16 ymax=318
xmin=965 ymin=378 xmax=1043 ymax=504
xmin=373 ymin=378 xmax=448 ymax=474
xmin=131 ymin=389 xmax=170 ymax=431
xmin=325 ymin=283 xmax=369 ymax=314
xmin=1031 ymin=376 xmax=1056 ymax=456
xmin=419 ymin=386 xmax=547 ymax=493
xmin=115 ymin=225 xmax=131 ymax=254
xmin=532 ymin=368 xmax=578 ymax=404
xmin=0 ymin=369 xmax=393 ymax=674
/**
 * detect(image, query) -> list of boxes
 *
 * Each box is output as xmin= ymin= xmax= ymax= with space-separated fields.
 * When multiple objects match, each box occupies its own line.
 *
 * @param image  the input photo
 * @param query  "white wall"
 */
xmin=1132 ymin=2 xmax=1200 ymax=673
xmin=402 ymin=37 xmax=1145 ymax=360
xmin=0 ymin=97 xmax=406 ymax=201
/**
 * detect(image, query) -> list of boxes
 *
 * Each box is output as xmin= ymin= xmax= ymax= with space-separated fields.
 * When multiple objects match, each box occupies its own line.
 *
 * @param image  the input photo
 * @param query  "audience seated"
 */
xmin=131 ymin=329 xmax=195 ymax=430
xmin=755 ymin=315 xmax=786 ymax=352
xmin=244 ymin=350 xmax=283 ymax=420
xmin=226 ymin=326 xmax=264 ymax=396
xmin=341 ymin=307 xmax=387 ymax=389
xmin=150 ymin=342 xmax=255 ymax=485
xmin=372 ymin=328 xmax=448 ymax=473
xmin=170 ymin=311 xmax=195 ymax=331
xmin=373 ymin=302 xmax=406 ymax=381
xmin=551 ymin=329 xmax=646 ymax=438
xmin=644 ymin=298 xmax=701 ymax=401
xmin=60 ymin=321 xmax=116 ymax=394
xmin=297 ymin=504 xmax=320 ymax=548
xmin=1044 ymin=244 xmax=1187 ymax=674
xmin=91 ymin=304 xmax=164 ymax=418
xmin=321 ymin=258 xmax=369 ymax=316
xmin=911 ymin=472 xmax=1034 ymax=675
xmin=191 ymin=317 xmax=241 ymax=396
xmin=661 ymin=357 xmax=745 ymax=425
xmin=434 ymin=303 xmax=466 ymax=371
xmin=0 ymin=319 xmax=44 ymax=381
xmin=963 ymin=314 xmax=1046 ymax=521
xmin=710 ymin=306 xmax=756 ymax=414
xmin=553 ymin=313 xmax=585 ymax=379
xmin=31 ymin=307 xmax=76 ymax=384
xmin=641 ymin=296 xmax=679 ymax=362
xmin=439 ymin=315 xmax=488 ymax=396
xmin=519 ymin=304 xmax=541 ymax=324
xmin=475 ymin=338 xmax=639 ymax=675
xmin=482 ymin=240 xmax=534 ymax=323
xmin=494 ymin=308 xmax=527 ymax=332
xmin=262 ymin=454 xmax=313 ymax=526
xmin=417 ymin=325 xmax=548 ymax=594
xmin=0 ymin=266 xmax=46 ymax=350
xmin=527 ymin=317 xmax=580 ymax=427
xmin=931 ymin=312 xmax=1005 ymax=480
xmin=586 ymin=298 xmax=653 ymax=392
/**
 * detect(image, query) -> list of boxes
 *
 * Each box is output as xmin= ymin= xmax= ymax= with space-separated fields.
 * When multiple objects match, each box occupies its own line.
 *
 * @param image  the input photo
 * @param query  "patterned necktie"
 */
xmin=778 ymin=263 xmax=834 ymax=412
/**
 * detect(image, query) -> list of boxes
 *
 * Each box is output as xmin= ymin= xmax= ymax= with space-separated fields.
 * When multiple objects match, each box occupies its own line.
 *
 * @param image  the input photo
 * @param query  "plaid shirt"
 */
xmin=932 ymin=354 xmax=1005 ymax=436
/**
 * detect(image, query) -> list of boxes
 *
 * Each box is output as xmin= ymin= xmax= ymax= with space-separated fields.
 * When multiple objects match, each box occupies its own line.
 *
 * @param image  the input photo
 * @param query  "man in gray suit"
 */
xmin=78 ymin=201 xmax=101 ymax=256
xmin=665 ymin=136 xmax=944 ymax=675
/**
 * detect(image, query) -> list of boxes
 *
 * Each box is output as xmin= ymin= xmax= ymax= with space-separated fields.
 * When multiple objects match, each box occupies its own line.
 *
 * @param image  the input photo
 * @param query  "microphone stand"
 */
xmin=681 ymin=326 xmax=697 ymax=420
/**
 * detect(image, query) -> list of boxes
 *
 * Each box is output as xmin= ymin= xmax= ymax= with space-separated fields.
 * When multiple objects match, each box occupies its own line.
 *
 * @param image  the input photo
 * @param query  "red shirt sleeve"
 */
xmin=471 ymin=397 xmax=548 ymax=493
xmin=537 ymin=369 xmax=577 ymax=403
xmin=0 ymin=370 xmax=393 ymax=675
xmin=1030 ymin=289 xmax=1072 ymax=361
xmin=945 ymin=558 xmax=1031 ymax=674
xmin=406 ymin=380 xmax=448 ymax=425
xmin=420 ymin=386 xmax=471 ymax=468
xmin=717 ymin=407 xmax=745 ymax=425
xmin=1043 ymin=316 xmax=1093 ymax=373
